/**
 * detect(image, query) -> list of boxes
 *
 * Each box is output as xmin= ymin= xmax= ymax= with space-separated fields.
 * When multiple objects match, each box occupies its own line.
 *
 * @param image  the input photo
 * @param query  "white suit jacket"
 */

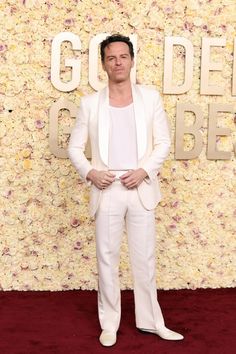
xmin=68 ymin=84 xmax=171 ymax=217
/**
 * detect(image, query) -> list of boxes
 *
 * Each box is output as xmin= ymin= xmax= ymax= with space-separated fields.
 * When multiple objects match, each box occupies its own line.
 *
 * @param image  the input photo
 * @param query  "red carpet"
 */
xmin=0 ymin=288 xmax=235 ymax=354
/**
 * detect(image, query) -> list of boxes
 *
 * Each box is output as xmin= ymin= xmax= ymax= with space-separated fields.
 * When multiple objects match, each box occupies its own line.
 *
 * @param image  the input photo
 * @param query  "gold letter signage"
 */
xmin=50 ymin=33 xmax=236 ymax=160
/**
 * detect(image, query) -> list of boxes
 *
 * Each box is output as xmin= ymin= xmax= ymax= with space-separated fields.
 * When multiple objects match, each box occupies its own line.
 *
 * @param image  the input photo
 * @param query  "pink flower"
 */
xmin=164 ymin=7 xmax=173 ymax=14
xmin=74 ymin=241 xmax=82 ymax=250
xmin=183 ymin=21 xmax=194 ymax=32
xmin=168 ymin=224 xmax=177 ymax=229
xmin=35 ymin=119 xmax=45 ymax=129
xmin=57 ymin=227 xmax=65 ymax=234
xmin=3 ymin=190 xmax=12 ymax=198
xmin=70 ymin=217 xmax=80 ymax=228
xmin=62 ymin=284 xmax=69 ymax=289
xmin=220 ymin=24 xmax=227 ymax=32
xmin=171 ymin=201 xmax=179 ymax=208
xmin=64 ymin=18 xmax=75 ymax=27
xmin=2 ymin=247 xmax=11 ymax=256
xmin=0 ymin=44 xmax=7 ymax=53
xmin=172 ymin=215 xmax=181 ymax=222
xmin=182 ymin=161 xmax=189 ymax=168
xmin=214 ymin=8 xmax=223 ymax=16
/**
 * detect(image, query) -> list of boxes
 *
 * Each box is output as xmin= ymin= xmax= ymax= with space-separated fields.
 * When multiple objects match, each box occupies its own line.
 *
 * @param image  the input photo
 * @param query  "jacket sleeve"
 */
xmin=141 ymin=91 xmax=171 ymax=182
xmin=67 ymin=98 xmax=93 ymax=182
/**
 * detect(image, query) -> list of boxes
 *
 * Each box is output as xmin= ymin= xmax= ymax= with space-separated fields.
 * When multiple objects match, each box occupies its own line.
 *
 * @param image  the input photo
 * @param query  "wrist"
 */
xmin=86 ymin=168 xmax=96 ymax=182
xmin=139 ymin=168 xmax=148 ymax=178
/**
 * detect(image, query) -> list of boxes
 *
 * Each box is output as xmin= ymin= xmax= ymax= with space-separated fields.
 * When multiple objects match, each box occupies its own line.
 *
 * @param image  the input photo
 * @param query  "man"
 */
xmin=68 ymin=34 xmax=184 ymax=347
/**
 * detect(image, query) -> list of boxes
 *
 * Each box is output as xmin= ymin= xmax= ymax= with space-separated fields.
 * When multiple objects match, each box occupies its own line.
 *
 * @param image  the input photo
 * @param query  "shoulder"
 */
xmin=134 ymin=84 xmax=161 ymax=100
xmin=80 ymin=90 xmax=99 ymax=106
xmin=80 ymin=86 xmax=108 ymax=107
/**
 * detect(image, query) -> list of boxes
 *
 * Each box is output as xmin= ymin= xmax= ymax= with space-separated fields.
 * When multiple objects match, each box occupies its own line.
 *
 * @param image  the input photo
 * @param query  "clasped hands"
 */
xmin=86 ymin=168 xmax=148 ymax=190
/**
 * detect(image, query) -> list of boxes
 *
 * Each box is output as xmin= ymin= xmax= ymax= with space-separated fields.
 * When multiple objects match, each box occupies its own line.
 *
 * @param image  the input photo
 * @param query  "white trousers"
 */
xmin=95 ymin=181 xmax=165 ymax=332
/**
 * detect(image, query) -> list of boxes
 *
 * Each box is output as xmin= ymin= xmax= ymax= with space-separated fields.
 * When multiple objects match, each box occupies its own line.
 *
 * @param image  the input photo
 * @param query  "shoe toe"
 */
xmin=139 ymin=327 xmax=184 ymax=341
xmin=99 ymin=330 xmax=117 ymax=346
xmin=156 ymin=328 xmax=184 ymax=341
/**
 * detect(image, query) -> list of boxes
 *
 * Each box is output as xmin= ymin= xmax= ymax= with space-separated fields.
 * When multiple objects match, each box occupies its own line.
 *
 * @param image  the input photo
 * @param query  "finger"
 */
xmin=124 ymin=177 xmax=140 ymax=188
xmin=120 ymin=170 xmax=133 ymax=179
xmin=126 ymin=182 xmax=136 ymax=188
xmin=120 ymin=177 xmax=131 ymax=185
xmin=120 ymin=175 xmax=133 ymax=183
xmin=122 ymin=180 xmax=136 ymax=188
xmin=101 ymin=180 xmax=110 ymax=187
xmin=100 ymin=181 xmax=108 ymax=189
xmin=102 ymin=174 xmax=116 ymax=185
xmin=105 ymin=175 xmax=116 ymax=182
xmin=125 ymin=184 xmax=135 ymax=189
xmin=106 ymin=172 xmax=116 ymax=177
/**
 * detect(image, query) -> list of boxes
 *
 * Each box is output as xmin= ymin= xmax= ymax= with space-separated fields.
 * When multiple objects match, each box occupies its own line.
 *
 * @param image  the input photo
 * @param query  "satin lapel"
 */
xmin=132 ymin=85 xmax=147 ymax=160
xmin=98 ymin=87 xmax=109 ymax=166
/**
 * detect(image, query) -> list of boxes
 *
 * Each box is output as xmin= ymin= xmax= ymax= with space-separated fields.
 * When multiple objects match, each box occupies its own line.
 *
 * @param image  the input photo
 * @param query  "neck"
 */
xmin=108 ymin=80 xmax=133 ymax=107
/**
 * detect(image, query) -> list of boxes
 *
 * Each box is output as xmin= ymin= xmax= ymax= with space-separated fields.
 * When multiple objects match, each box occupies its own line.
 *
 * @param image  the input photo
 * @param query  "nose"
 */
xmin=115 ymin=57 xmax=121 ymax=65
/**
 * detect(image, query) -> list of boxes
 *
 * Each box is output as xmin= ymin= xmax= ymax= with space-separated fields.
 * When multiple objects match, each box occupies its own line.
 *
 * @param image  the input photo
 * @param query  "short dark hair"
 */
xmin=100 ymin=34 xmax=134 ymax=62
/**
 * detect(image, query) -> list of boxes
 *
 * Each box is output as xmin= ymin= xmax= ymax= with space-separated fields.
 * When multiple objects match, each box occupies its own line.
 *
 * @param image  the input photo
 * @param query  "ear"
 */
xmin=102 ymin=61 xmax=106 ymax=71
xmin=131 ymin=58 xmax=134 ymax=68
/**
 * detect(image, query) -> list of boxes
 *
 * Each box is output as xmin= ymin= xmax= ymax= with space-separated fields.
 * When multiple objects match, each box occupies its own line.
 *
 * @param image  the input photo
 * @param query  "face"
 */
xmin=102 ymin=41 xmax=134 ymax=84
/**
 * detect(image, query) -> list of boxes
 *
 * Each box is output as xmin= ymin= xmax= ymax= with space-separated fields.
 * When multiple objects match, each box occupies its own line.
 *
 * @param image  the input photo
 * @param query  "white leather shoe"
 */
xmin=140 ymin=327 xmax=184 ymax=341
xmin=99 ymin=330 xmax=117 ymax=346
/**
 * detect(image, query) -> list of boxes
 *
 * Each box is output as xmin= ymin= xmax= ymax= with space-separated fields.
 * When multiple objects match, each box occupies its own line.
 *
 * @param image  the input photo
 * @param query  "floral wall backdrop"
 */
xmin=0 ymin=0 xmax=235 ymax=290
